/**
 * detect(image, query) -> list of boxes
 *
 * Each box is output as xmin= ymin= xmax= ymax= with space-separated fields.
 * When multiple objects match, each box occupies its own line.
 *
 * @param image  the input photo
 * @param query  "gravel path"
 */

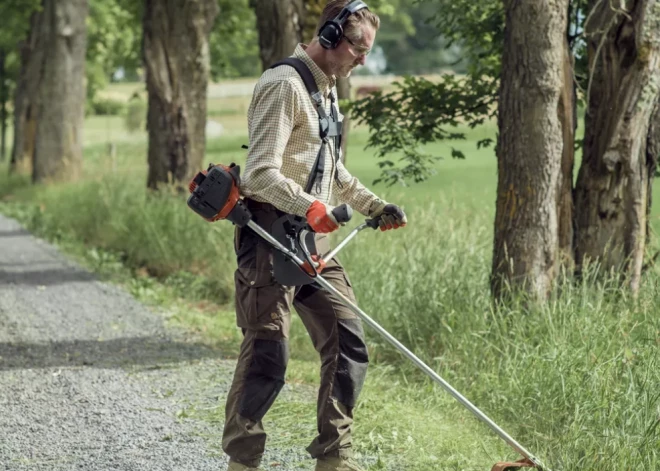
xmin=0 ymin=215 xmax=314 ymax=471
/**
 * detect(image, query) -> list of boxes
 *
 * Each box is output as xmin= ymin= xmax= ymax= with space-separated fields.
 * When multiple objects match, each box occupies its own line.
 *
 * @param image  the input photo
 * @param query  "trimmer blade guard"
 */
xmin=270 ymin=214 xmax=318 ymax=286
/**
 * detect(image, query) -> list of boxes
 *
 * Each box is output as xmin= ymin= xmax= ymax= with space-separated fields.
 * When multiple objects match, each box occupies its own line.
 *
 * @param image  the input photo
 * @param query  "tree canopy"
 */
xmin=349 ymin=0 xmax=596 ymax=187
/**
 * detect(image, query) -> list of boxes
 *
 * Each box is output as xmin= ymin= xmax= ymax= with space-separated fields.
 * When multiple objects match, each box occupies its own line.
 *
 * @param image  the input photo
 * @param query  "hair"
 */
xmin=315 ymin=0 xmax=380 ymax=42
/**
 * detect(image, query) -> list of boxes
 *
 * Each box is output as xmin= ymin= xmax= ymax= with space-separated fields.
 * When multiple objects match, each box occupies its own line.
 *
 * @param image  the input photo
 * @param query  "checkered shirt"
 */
xmin=240 ymin=44 xmax=381 ymax=218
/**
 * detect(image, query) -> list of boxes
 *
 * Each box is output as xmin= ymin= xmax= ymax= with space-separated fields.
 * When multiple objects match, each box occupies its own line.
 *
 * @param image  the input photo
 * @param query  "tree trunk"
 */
xmin=574 ymin=0 xmax=660 ymax=292
xmin=0 ymin=49 xmax=6 ymax=161
xmin=33 ymin=0 xmax=87 ymax=183
xmin=10 ymin=33 xmax=35 ymax=175
xmin=143 ymin=0 xmax=219 ymax=190
xmin=491 ymin=0 xmax=570 ymax=302
xmin=11 ymin=1 xmax=87 ymax=182
xmin=645 ymin=98 xmax=660 ymax=248
xmin=557 ymin=26 xmax=577 ymax=267
xmin=250 ymin=0 xmax=305 ymax=70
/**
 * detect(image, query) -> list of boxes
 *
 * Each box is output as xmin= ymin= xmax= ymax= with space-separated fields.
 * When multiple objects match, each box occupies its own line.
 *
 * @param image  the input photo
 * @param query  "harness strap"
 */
xmin=269 ymin=58 xmax=343 ymax=195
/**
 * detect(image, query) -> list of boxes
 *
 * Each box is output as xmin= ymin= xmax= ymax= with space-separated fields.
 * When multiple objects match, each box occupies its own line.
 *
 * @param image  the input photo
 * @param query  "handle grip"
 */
xmin=365 ymin=204 xmax=407 ymax=230
xmin=332 ymin=204 xmax=353 ymax=224
xmin=365 ymin=217 xmax=380 ymax=230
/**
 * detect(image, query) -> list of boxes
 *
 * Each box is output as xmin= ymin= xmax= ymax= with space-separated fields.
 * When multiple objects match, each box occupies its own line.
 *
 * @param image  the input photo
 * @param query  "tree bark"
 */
xmin=557 ymin=31 xmax=576 ymax=266
xmin=250 ymin=0 xmax=305 ymax=70
xmin=33 ymin=0 xmax=87 ymax=183
xmin=0 ymin=49 xmax=6 ymax=161
xmin=574 ymin=0 xmax=660 ymax=292
xmin=10 ymin=1 xmax=87 ymax=182
xmin=491 ymin=0 xmax=570 ymax=302
xmin=645 ymin=98 xmax=660 ymax=246
xmin=10 ymin=31 xmax=34 ymax=175
xmin=143 ymin=0 xmax=219 ymax=190
xmin=10 ymin=34 xmax=34 ymax=175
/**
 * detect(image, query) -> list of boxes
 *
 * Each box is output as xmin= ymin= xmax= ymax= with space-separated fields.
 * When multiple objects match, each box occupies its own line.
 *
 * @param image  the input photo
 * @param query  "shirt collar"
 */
xmin=293 ymin=44 xmax=336 ymax=94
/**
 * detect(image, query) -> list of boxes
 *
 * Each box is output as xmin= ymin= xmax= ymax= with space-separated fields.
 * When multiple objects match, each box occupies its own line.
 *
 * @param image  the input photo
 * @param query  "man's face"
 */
xmin=330 ymin=23 xmax=375 ymax=78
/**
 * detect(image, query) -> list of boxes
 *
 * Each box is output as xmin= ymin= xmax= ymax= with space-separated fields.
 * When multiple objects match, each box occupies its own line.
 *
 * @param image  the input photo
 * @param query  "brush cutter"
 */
xmin=187 ymin=163 xmax=549 ymax=471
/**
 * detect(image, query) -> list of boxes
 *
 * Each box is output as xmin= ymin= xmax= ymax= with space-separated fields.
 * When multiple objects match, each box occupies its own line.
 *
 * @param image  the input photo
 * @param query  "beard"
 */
xmin=330 ymin=59 xmax=356 ymax=79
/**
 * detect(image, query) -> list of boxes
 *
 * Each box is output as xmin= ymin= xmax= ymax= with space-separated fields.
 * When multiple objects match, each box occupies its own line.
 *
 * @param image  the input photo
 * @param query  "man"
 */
xmin=223 ymin=2 xmax=407 ymax=470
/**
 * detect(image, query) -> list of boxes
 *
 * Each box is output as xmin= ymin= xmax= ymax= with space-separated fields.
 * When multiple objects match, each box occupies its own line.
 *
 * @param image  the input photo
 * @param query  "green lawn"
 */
xmin=1 ymin=82 xmax=660 ymax=471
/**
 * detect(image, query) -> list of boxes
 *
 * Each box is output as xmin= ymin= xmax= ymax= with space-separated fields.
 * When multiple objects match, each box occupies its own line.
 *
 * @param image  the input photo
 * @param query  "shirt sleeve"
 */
xmin=329 ymin=88 xmax=382 ymax=216
xmin=332 ymin=159 xmax=381 ymax=217
xmin=240 ymin=78 xmax=317 ymax=217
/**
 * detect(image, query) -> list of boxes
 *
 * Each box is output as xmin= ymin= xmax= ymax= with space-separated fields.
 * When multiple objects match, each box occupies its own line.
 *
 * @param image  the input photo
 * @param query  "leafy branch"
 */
xmin=346 ymin=74 xmax=498 ymax=186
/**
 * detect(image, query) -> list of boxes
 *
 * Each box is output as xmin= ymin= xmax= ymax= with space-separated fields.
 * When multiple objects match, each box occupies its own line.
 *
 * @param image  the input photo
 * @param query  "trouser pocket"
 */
xmin=235 ymin=268 xmax=289 ymax=332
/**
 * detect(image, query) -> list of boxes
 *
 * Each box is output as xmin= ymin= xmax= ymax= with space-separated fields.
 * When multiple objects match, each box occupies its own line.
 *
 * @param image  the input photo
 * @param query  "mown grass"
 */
xmin=1 ymin=82 xmax=660 ymax=470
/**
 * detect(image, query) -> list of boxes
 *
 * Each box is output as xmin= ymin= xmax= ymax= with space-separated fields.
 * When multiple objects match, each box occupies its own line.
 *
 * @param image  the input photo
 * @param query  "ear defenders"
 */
xmin=318 ymin=0 xmax=369 ymax=50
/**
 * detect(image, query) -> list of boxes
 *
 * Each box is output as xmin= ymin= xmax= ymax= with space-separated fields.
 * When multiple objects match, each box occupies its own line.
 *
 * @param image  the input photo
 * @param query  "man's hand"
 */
xmin=306 ymin=200 xmax=340 ymax=233
xmin=369 ymin=200 xmax=407 ymax=231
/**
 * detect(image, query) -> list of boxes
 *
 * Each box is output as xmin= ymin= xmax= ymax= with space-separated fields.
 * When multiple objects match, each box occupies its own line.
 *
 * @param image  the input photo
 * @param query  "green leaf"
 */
xmin=477 ymin=138 xmax=494 ymax=149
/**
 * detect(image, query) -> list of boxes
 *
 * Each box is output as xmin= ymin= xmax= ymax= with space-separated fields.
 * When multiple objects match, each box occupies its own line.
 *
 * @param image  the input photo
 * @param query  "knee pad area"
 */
xmin=332 ymin=318 xmax=369 ymax=408
xmin=239 ymin=338 xmax=289 ymax=421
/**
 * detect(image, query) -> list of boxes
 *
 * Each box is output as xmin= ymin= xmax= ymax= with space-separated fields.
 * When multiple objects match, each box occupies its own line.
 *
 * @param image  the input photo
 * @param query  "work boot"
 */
xmin=227 ymin=459 xmax=263 ymax=471
xmin=315 ymin=456 xmax=366 ymax=471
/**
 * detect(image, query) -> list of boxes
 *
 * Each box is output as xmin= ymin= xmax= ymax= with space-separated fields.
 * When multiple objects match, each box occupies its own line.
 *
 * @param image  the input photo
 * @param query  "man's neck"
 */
xmin=304 ymin=41 xmax=333 ymax=78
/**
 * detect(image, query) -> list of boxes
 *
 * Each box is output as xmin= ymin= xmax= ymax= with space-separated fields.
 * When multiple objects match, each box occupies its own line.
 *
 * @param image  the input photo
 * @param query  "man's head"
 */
xmin=313 ymin=0 xmax=380 ymax=78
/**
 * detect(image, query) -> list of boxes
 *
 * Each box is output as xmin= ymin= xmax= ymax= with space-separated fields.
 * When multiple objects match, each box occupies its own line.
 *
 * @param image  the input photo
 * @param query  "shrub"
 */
xmin=90 ymin=97 xmax=126 ymax=116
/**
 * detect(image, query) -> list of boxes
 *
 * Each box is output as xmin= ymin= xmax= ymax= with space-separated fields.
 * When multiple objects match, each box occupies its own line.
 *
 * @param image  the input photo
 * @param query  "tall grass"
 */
xmin=0 ymin=171 xmax=236 ymax=303
xmin=2 ymin=166 xmax=658 ymax=470
xmin=333 ymin=195 xmax=660 ymax=470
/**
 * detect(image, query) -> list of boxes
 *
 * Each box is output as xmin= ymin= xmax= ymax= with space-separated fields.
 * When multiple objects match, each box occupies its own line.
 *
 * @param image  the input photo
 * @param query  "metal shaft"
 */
xmin=322 ymin=223 xmax=370 ymax=264
xmin=245 ymin=219 xmax=545 ymax=469
xmin=314 ymin=275 xmax=544 ymax=468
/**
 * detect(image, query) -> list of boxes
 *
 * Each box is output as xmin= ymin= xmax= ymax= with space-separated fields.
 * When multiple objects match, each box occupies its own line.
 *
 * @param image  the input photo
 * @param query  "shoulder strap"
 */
xmin=270 ymin=58 xmax=331 ymax=134
xmin=270 ymin=58 xmax=344 ymax=194
xmin=270 ymin=58 xmax=331 ymax=195
xmin=270 ymin=58 xmax=320 ymax=99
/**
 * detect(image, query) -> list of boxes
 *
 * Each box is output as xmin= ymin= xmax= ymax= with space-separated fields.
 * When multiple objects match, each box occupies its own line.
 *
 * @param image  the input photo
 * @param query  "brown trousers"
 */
xmin=222 ymin=200 xmax=369 ymax=467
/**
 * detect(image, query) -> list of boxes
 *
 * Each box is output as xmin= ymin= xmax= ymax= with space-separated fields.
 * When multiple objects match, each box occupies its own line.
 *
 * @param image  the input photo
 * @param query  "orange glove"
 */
xmin=306 ymin=200 xmax=339 ymax=233
xmin=301 ymin=255 xmax=327 ymax=276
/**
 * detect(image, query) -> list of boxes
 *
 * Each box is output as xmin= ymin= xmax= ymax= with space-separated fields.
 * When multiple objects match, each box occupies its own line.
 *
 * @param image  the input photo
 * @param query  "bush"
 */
xmin=89 ymin=97 xmax=126 ymax=116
